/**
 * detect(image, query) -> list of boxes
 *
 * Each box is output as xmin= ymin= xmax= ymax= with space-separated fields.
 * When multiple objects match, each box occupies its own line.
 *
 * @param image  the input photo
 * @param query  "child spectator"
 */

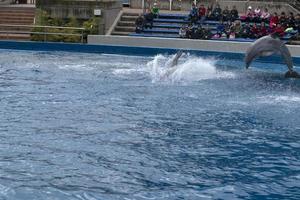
xmin=260 ymin=8 xmax=270 ymax=23
xmin=135 ymin=14 xmax=145 ymax=33
xmin=269 ymin=12 xmax=279 ymax=28
xmin=229 ymin=6 xmax=239 ymax=22
xmin=222 ymin=6 xmax=230 ymax=21
xmin=198 ymin=4 xmax=206 ymax=23
xmin=211 ymin=4 xmax=222 ymax=21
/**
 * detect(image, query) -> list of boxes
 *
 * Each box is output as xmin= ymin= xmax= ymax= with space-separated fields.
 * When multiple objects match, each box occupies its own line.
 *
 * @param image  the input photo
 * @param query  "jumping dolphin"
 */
xmin=245 ymin=34 xmax=300 ymax=78
xmin=160 ymin=51 xmax=184 ymax=79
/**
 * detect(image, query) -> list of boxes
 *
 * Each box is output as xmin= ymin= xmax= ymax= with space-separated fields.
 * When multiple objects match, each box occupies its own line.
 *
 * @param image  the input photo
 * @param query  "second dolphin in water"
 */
xmin=244 ymin=34 xmax=300 ymax=78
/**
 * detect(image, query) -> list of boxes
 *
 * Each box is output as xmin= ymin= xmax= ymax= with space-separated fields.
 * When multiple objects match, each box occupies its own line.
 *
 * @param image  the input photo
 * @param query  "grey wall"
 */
xmin=37 ymin=0 xmax=122 ymax=34
xmin=88 ymin=35 xmax=300 ymax=57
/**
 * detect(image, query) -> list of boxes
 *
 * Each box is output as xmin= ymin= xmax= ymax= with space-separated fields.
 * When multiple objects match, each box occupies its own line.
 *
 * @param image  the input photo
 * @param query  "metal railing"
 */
xmin=0 ymin=24 xmax=86 ymax=43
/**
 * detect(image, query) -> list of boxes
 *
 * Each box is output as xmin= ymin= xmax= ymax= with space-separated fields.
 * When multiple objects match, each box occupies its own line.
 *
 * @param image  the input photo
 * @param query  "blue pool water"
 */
xmin=0 ymin=50 xmax=300 ymax=200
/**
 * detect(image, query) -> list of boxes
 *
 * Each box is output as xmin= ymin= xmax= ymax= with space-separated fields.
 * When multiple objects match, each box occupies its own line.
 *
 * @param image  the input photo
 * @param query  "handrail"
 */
xmin=0 ymin=24 xmax=86 ymax=43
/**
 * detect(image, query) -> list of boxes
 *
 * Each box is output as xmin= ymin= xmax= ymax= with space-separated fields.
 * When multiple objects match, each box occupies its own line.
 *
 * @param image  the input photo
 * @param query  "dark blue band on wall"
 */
xmin=0 ymin=40 xmax=300 ymax=65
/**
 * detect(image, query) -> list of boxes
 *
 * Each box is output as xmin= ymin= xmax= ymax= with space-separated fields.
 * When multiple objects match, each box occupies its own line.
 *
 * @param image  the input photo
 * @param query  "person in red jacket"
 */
xmin=269 ymin=12 xmax=279 ymax=28
xmin=273 ymin=23 xmax=285 ymax=37
xmin=251 ymin=23 xmax=260 ymax=38
xmin=258 ymin=21 xmax=268 ymax=37
xmin=198 ymin=4 xmax=206 ymax=24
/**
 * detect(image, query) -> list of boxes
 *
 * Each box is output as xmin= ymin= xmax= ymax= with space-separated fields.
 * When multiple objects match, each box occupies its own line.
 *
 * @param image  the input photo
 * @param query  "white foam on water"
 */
xmin=257 ymin=95 xmax=300 ymax=104
xmin=147 ymin=53 xmax=235 ymax=83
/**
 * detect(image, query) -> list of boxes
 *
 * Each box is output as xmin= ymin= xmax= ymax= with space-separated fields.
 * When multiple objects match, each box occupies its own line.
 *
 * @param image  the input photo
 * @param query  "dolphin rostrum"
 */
xmin=245 ymin=34 xmax=300 ymax=78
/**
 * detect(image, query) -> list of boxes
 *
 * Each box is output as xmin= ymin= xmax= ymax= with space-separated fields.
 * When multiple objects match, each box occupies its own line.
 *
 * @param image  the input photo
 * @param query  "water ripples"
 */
xmin=0 ymin=50 xmax=300 ymax=199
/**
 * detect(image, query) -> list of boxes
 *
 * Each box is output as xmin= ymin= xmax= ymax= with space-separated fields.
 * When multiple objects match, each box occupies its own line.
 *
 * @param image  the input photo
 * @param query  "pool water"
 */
xmin=0 ymin=50 xmax=300 ymax=200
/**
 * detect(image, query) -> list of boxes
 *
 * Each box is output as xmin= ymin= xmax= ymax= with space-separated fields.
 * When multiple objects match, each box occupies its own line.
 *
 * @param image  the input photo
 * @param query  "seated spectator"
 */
xmin=210 ymin=4 xmax=222 ymax=21
xmin=144 ymin=10 xmax=155 ymax=29
xmin=202 ymin=28 xmax=212 ymax=39
xmin=294 ymin=13 xmax=300 ymax=32
xmin=198 ymin=4 xmax=206 ymax=23
xmin=260 ymin=8 xmax=270 ymax=23
xmin=250 ymin=23 xmax=260 ymax=38
xmin=245 ymin=6 xmax=254 ymax=22
xmin=224 ymin=20 xmax=233 ymax=38
xmin=216 ymin=20 xmax=225 ymax=37
xmin=185 ymin=24 xmax=193 ymax=39
xmin=135 ymin=14 xmax=145 ymax=33
xmin=240 ymin=22 xmax=252 ymax=38
xmin=279 ymin=12 xmax=287 ymax=26
xmin=151 ymin=2 xmax=159 ymax=18
xmin=287 ymin=12 xmax=295 ymax=28
xmin=222 ymin=6 xmax=230 ymax=21
xmin=179 ymin=25 xmax=187 ymax=38
xmin=229 ymin=5 xmax=239 ymax=22
xmin=273 ymin=23 xmax=285 ymax=37
xmin=253 ymin=6 xmax=261 ymax=22
xmin=269 ymin=12 xmax=279 ymax=28
xmin=230 ymin=20 xmax=242 ymax=38
xmin=189 ymin=3 xmax=198 ymax=24
xmin=206 ymin=4 xmax=213 ymax=20
xmin=258 ymin=21 xmax=268 ymax=37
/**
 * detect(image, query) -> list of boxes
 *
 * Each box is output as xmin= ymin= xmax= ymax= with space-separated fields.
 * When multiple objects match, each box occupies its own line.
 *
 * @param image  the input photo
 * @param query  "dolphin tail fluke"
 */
xmin=170 ymin=50 xmax=184 ymax=67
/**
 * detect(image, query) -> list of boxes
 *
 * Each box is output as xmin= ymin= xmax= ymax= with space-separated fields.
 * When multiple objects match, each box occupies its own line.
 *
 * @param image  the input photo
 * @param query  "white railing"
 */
xmin=0 ymin=24 xmax=86 ymax=43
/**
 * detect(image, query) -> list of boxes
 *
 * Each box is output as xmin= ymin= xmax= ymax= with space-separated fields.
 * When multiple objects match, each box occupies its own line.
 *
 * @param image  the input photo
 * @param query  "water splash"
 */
xmin=147 ymin=53 xmax=235 ymax=83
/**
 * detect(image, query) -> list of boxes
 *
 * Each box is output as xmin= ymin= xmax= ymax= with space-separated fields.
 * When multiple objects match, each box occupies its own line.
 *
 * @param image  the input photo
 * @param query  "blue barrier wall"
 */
xmin=0 ymin=40 xmax=300 ymax=65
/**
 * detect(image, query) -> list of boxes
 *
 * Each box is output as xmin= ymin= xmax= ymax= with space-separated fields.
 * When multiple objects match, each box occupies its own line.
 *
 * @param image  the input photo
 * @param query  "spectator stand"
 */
xmin=129 ymin=4 xmax=299 ymax=43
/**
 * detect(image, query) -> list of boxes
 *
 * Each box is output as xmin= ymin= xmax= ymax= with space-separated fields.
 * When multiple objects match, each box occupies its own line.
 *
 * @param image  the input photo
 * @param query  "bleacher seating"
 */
xmin=129 ymin=13 xmax=298 ymax=42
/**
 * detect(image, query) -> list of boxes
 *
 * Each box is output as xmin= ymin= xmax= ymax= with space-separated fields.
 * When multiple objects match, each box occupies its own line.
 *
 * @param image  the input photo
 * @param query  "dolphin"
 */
xmin=245 ymin=34 xmax=300 ymax=78
xmin=159 ymin=51 xmax=184 ymax=80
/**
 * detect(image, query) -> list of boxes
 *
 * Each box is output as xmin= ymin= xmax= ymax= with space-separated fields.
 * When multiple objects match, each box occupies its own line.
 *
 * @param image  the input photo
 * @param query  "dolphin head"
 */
xmin=244 ymin=35 xmax=283 ymax=69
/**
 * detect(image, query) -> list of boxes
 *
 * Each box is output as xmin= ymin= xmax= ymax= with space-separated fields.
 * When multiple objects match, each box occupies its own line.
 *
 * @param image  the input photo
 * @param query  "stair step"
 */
xmin=123 ymin=12 xmax=139 ymax=17
xmin=118 ymin=21 xmax=135 ymax=26
xmin=0 ymin=33 xmax=30 ymax=40
xmin=111 ymin=31 xmax=130 ymax=36
xmin=114 ymin=26 xmax=135 ymax=32
xmin=121 ymin=16 xmax=137 ymax=21
xmin=0 ymin=26 xmax=32 ymax=31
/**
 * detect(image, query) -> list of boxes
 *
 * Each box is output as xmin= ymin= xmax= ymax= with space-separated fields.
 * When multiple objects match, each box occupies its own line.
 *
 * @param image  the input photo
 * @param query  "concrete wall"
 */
xmin=130 ymin=0 xmax=299 ymax=14
xmin=87 ymin=35 xmax=300 ymax=57
xmin=37 ymin=0 xmax=122 ymax=34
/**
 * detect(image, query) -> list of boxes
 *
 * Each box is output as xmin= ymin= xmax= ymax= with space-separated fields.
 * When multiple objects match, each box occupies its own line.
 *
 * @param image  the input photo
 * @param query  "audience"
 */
xmin=135 ymin=3 xmax=298 ymax=41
